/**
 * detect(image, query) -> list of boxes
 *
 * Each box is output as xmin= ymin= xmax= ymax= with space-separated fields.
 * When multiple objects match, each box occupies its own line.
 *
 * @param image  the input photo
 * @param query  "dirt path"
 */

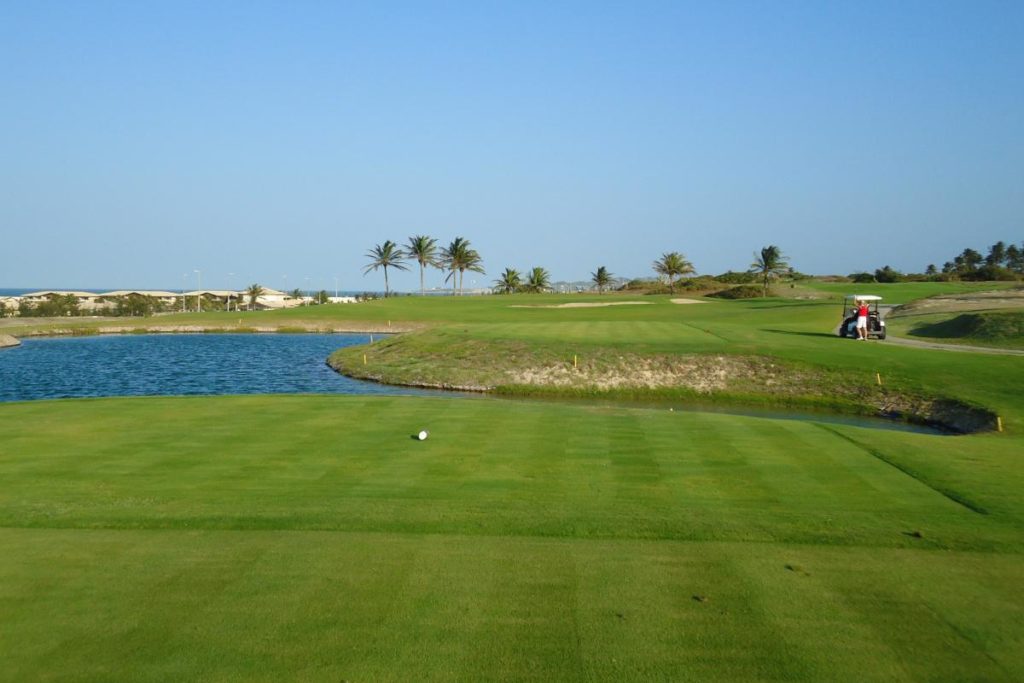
xmin=874 ymin=306 xmax=1024 ymax=355
xmin=882 ymin=335 xmax=1024 ymax=355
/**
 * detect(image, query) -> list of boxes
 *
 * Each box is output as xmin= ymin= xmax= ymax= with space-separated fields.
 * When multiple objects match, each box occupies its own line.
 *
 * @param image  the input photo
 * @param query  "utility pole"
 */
xmin=194 ymin=269 xmax=201 ymax=312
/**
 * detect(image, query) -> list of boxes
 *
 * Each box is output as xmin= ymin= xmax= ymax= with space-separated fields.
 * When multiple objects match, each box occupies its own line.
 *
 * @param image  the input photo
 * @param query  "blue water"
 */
xmin=0 ymin=333 xmax=944 ymax=434
xmin=0 ymin=334 xmax=442 ymax=402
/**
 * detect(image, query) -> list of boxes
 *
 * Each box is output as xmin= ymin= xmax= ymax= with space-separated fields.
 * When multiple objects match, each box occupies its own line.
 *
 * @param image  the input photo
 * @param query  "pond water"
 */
xmin=0 ymin=333 xmax=442 ymax=402
xmin=0 ymin=333 xmax=941 ymax=434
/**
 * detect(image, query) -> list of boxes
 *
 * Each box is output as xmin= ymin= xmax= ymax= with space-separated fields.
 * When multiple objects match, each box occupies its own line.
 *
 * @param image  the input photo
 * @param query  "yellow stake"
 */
xmin=876 ymin=372 xmax=882 ymax=385
xmin=363 ymin=354 xmax=367 ymax=365
xmin=997 ymin=416 xmax=1004 ymax=433
xmin=574 ymin=354 xmax=578 ymax=369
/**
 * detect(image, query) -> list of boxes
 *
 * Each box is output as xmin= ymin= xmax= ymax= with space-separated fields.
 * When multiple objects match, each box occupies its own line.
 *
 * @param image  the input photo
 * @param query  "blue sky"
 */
xmin=1 ymin=1 xmax=1021 ymax=291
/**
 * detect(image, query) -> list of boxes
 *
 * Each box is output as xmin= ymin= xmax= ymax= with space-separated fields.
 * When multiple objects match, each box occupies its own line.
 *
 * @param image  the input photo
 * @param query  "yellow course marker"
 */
xmin=997 ymin=417 xmax=1004 ymax=432
xmin=876 ymin=372 xmax=882 ymax=385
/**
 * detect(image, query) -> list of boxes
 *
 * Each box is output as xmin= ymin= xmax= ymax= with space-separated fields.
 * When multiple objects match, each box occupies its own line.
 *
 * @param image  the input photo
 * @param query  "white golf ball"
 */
xmin=418 ymin=430 xmax=428 ymax=441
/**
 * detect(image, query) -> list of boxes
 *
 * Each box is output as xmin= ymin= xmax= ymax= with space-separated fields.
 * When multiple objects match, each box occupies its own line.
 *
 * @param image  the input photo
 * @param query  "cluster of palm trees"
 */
xmin=363 ymin=236 xmax=484 ymax=296
xmin=362 ymin=237 xmax=790 ymax=298
xmin=493 ymin=267 xmax=553 ymax=294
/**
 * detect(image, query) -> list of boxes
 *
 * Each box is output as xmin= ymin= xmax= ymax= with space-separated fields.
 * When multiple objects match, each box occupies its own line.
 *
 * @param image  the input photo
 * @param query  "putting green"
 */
xmin=1 ymin=395 xmax=1022 ymax=681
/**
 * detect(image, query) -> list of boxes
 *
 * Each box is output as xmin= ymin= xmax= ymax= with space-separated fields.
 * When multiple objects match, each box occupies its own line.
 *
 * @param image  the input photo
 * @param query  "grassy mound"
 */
xmin=327 ymin=300 xmax=1002 ymax=432
xmin=909 ymin=311 xmax=1024 ymax=343
xmin=708 ymin=284 xmax=763 ymax=299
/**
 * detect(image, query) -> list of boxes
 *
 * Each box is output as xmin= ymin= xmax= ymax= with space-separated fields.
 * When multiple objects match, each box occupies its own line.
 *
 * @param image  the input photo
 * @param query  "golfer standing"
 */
xmin=856 ymin=299 xmax=869 ymax=340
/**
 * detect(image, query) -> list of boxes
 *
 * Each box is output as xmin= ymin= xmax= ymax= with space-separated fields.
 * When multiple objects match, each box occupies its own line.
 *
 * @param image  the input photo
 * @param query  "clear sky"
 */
xmin=1 ymin=1 xmax=1021 ymax=292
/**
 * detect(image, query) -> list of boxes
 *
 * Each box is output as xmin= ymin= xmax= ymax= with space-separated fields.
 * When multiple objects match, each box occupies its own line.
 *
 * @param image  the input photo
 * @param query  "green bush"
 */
xmin=714 ymin=270 xmax=756 ymax=284
xmin=709 ymin=285 xmax=763 ymax=299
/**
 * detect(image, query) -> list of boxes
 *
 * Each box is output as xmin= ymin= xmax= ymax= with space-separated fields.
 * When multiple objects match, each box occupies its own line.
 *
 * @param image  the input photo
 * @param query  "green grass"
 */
xmin=3 ymin=285 xmax=1024 ymax=680
xmin=887 ymin=310 xmax=1024 ymax=350
xmin=1 ymin=396 xmax=1023 ymax=681
xmin=328 ymin=294 xmax=1023 ymax=430
xmin=799 ymin=280 xmax=1018 ymax=304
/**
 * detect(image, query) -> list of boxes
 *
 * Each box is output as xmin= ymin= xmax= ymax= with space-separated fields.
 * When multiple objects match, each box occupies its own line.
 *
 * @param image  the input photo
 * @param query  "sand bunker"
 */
xmin=670 ymin=298 xmax=707 ymax=304
xmin=510 ymin=302 xmax=651 ymax=309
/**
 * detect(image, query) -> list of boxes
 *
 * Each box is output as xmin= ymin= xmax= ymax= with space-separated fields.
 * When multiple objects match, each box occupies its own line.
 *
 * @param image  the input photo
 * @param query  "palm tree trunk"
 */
xmin=384 ymin=266 xmax=390 ymax=296
xmin=762 ymin=272 xmax=768 ymax=297
xmin=419 ymin=264 xmax=425 ymax=296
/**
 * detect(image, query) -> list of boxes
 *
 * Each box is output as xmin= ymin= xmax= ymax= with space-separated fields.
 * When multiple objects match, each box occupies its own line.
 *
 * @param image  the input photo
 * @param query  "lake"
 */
xmin=0 ymin=332 xmax=941 ymax=433
xmin=0 ymin=333 xmax=440 ymax=402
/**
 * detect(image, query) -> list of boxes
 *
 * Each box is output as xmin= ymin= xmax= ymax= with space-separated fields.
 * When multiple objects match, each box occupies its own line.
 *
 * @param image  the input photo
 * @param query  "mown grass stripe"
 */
xmin=815 ymin=424 xmax=989 ymax=515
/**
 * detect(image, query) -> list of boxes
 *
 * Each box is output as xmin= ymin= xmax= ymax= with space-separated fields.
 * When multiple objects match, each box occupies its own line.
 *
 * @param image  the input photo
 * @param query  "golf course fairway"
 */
xmin=1 ymin=288 xmax=1022 ymax=681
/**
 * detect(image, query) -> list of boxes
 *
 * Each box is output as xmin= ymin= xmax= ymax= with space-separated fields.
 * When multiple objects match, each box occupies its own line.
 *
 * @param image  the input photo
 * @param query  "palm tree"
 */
xmin=750 ymin=245 xmax=789 ymax=297
xmin=524 ymin=266 xmax=551 ymax=293
xmin=591 ymin=266 xmax=613 ymax=294
xmin=245 ymin=283 xmax=265 ymax=311
xmin=440 ymin=237 xmax=485 ymax=295
xmin=406 ymin=235 xmax=439 ymax=296
xmin=362 ymin=240 xmax=409 ymax=296
xmin=652 ymin=252 xmax=694 ymax=293
xmin=493 ymin=268 xmax=522 ymax=294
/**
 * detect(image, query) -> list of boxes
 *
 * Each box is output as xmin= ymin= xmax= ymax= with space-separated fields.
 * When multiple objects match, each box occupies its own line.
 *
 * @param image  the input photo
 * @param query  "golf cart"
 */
xmin=838 ymin=294 xmax=886 ymax=339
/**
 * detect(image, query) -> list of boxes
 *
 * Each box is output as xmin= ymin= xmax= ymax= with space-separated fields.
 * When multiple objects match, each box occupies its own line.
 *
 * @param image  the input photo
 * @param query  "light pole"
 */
xmin=304 ymin=277 xmax=310 ymax=305
xmin=194 ymin=269 xmax=201 ymax=312
xmin=334 ymin=276 xmax=339 ymax=299
xmin=182 ymin=273 xmax=188 ymax=312
xmin=227 ymin=272 xmax=234 ymax=312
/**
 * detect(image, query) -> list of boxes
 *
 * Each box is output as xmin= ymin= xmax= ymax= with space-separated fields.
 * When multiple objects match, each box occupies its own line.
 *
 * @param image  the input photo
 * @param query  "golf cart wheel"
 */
xmin=878 ymin=329 xmax=886 ymax=340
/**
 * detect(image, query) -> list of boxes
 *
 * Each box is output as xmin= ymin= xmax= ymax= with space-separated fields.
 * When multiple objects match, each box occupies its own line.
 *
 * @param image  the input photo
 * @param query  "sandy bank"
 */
xmin=0 ymin=334 xmax=20 ymax=348
xmin=15 ymin=322 xmax=423 ymax=338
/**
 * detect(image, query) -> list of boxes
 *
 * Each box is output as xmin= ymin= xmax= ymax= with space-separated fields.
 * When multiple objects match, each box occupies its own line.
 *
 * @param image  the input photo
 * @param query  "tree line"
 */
xmin=854 ymin=240 xmax=1023 ymax=283
xmin=362 ymin=236 xmax=794 ymax=297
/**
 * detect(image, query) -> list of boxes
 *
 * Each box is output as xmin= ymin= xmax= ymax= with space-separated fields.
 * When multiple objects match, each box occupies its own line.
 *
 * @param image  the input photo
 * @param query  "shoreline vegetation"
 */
xmin=326 ymin=335 xmax=997 ymax=434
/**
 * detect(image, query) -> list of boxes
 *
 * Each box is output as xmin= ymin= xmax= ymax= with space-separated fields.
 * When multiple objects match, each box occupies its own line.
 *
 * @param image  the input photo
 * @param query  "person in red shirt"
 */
xmin=856 ymin=300 xmax=870 ymax=340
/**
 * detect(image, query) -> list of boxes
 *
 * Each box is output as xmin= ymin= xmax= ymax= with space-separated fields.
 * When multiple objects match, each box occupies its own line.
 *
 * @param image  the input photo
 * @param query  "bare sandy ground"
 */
xmin=670 ymin=298 xmax=707 ymax=304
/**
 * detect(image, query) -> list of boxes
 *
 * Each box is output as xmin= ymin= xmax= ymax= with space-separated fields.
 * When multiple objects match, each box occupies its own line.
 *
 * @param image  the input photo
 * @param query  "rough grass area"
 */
xmin=1 ymin=396 xmax=1023 ymax=681
xmin=898 ymin=311 xmax=1024 ymax=349
xmin=327 ymin=303 xmax=1003 ymax=432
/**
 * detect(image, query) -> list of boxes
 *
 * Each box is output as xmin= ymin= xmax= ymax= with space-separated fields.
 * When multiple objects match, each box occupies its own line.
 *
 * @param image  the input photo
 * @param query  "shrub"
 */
xmin=678 ymin=276 xmax=719 ymax=291
xmin=873 ymin=266 xmax=904 ymax=283
xmin=714 ymin=270 xmax=755 ymax=284
xmin=709 ymin=285 xmax=763 ymax=299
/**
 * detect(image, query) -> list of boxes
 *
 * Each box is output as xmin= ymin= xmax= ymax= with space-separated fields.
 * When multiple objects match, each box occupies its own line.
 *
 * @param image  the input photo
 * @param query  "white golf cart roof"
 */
xmin=844 ymin=294 xmax=883 ymax=301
